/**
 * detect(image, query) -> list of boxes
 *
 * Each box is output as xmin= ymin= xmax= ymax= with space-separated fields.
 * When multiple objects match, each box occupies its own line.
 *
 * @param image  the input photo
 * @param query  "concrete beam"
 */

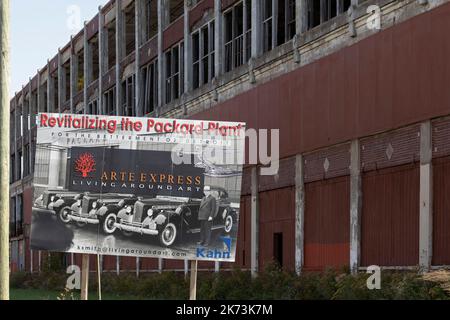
xmin=350 ymin=139 xmax=362 ymax=274
xmin=295 ymin=154 xmax=305 ymax=275
xmin=251 ymin=166 xmax=259 ymax=277
xmin=251 ymin=0 xmax=262 ymax=58
xmin=135 ymin=0 xmax=145 ymax=117
xmin=214 ymin=0 xmax=223 ymax=78
xmin=296 ymin=0 xmax=308 ymax=35
xmin=157 ymin=0 xmax=166 ymax=115
xmin=98 ymin=6 xmax=105 ymax=115
xmin=184 ymin=1 xmax=191 ymax=93
xmin=116 ymin=0 xmax=124 ymax=116
xmin=83 ymin=21 xmax=88 ymax=114
xmin=419 ymin=121 xmax=433 ymax=271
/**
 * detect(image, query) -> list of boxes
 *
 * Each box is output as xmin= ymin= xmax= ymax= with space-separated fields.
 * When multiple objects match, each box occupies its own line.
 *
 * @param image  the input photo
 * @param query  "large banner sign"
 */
xmin=31 ymin=113 xmax=245 ymax=262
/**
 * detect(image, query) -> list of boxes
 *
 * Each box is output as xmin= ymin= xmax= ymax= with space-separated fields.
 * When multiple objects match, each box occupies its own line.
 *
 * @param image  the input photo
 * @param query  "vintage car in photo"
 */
xmin=33 ymin=190 xmax=83 ymax=218
xmin=103 ymin=187 xmax=238 ymax=247
xmin=60 ymin=193 xmax=141 ymax=229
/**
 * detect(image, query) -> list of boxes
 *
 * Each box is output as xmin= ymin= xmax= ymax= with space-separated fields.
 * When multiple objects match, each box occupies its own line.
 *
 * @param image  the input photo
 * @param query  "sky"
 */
xmin=11 ymin=0 xmax=106 ymax=96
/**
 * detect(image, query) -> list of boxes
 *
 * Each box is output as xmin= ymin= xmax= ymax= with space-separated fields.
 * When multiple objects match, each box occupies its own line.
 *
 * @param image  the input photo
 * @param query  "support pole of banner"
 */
xmin=97 ymin=254 xmax=102 ymax=300
xmin=0 ymin=0 xmax=10 ymax=301
xmin=80 ymin=254 xmax=90 ymax=300
xmin=189 ymin=260 xmax=198 ymax=300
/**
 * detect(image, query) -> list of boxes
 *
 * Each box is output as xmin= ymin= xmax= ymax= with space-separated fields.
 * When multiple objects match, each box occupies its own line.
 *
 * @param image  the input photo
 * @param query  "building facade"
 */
xmin=9 ymin=0 xmax=450 ymax=275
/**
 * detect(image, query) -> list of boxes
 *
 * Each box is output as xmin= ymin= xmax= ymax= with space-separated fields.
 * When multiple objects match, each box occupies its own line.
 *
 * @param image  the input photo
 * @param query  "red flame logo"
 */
xmin=75 ymin=153 xmax=96 ymax=178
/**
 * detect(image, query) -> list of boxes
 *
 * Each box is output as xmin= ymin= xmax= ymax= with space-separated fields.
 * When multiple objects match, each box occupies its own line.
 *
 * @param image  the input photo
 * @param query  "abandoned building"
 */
xmin=9 ymin=0 xmax=450 ymax=275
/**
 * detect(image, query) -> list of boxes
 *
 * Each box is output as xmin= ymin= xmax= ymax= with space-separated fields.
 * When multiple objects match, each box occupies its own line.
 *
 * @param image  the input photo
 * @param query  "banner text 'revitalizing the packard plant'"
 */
xmin=39 ymin=114 xmax=244 ymax=137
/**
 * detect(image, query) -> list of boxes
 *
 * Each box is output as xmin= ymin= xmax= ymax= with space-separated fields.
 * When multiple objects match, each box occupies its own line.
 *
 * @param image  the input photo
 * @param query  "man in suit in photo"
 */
xmin=197 ymin=186 xmax=217 ymax=247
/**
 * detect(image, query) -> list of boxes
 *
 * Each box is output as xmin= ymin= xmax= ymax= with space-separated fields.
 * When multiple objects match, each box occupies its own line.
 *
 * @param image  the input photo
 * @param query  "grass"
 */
xmin=10 ymin=288 xmax=143 ymax=300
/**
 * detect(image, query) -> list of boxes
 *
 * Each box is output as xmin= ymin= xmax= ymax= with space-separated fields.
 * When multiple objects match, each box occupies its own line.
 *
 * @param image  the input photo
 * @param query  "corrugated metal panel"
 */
xmin=191 ymin=3 xmax=450 ymax=160
xmin=189 ymin=0 xmax=214 ymax=29
xmin=304 ymin=176 xmax=350 ymax=271
xmin=163 ymin=18 xmax=184 ymax=51
xmin=164 ymin=259 xmax=185 ymax=270
xmin=361 ymin=163 xmax=419 ymax=266
xmin=140 ymin=37 xmax=158 ymax=67
xmin=141 ymin=257 xmax=158 ymax=271
xmin=102 ymin=255 xmax=116 ymax=271
xmin=258 ymin=157 xmax=295 ymax=192
xmin=221 ymin=0 xmax=240 ymax=10
xmin=432 ymin=156 xmax=450 ymax=265
xmin=259 ymin=187 xmax=295 ymax=271
xmin=223 ymin=195 xmax=251 ymax=269
xmin=121 ymin=257 xmax=136 ymax=271
xmin=240 ymin=167 xmax=252 ymax=196
xmin=432 ymin=117 xmax=450 ymax=159
xmin=304 ymin=143 xmax=351 ymax=183
xmin=361 ymin=125 xmax=420 ymax=172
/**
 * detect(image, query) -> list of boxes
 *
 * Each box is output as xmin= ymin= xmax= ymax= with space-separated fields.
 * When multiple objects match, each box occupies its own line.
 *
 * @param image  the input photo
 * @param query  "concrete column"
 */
xmin=136 ymin=257 xmax=140 ymax=277
xmin=30 ymin=249 xmax=33 ymax=273
xmin=116 ymin=0 xmax=124 ymax=116
xmin=157 ymin=0 xmax=166 ymax=115
xmin=116 ymin=256 xmax=120 ymax=275
xmin=350 ymin=139 xmax=362 ymax=274
xmin=296 ymin=0 xmax=308 ymax=34
xmin=295 ymin=154 xmax=305 ymax=275
xmin=46 ymin=60 xmax=52 ymax=113
xmin=135 ymin=0 xmax=145 ymax=117
xmin=214 ymin=0 xmax=223 ymax=78
xmin=57 ymin=50 xmax=63 ymax=113
xmin=38 ymin=251 xmax=41 ymax=273
xmin=251 ymin=0 xmax=262 ymax=57
xmin=184 ymin=0 xmax=191 ymax=93
xmin=215 ymin=261 xmax=220 ymax=273
xmin=98 ymin=6 xmax=105 ymax=115
xmin=419 ymin=121 xmax=433 ymax=271
xmin=184 ymin=259 xmax=188 ymax=278
xmin=250 ymin=166 xmax=259 ymax=277
xmin=36 ymin=69 xmax=41 ymax=113
xmin=70 ymin=36 xmax=75 ymax=113
xmin=83 ymin=21 xmax=89 ymax=114
xmin=158 ymin=257 xmax=163 ymax=273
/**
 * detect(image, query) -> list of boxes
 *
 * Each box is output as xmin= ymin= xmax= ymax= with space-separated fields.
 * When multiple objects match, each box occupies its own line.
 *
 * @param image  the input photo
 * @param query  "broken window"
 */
xmin=10 ymin=154 xmax=15 ymax=183
xmin=121 ymin=74 xmax=136 ymax=116
xmin=40 ymin=82 xmax=48 ymax=113
xmin=31 ymin=90 xmax=37 ymax=127
xmin=262 ymin=0 xmax=296 ymax=53
xmin=307 ymin=0 xmax=351 ymax=30
xmin=106 ymin=22 xmax=116 ymax=70
xmin=76 ymin=51 xmax=84 ymax=93
xmin=165 ymin=42 xmax=184 ymax=104
xmin=87 ymin=99 xmax=99 ymax=115
xmin=88 ymin=36 xmax=99 ymax=83
xmin=273 ymin=232 xmax=283 ymax=268
xmin=63 ymin=62 xmax=71 ymax=102
xmin=169 ymin=0 xmax=184 ymax=24
xmin=142 ymin=59 xmax=158 ymax=114
xmin=192 ymin=21 xmax=215 ymax=90
xmin=145 ymin=0 xmax=158 ymax=40
xmin=224 ymin=0 xmax=252 ymax=73
xmin=103 ymin=87 xmax=116 ymax=116
xmin=124 ymin=3 xmax=136 ymax=57
xmin=51 ymin=73 xmax=58 ymax=112
xmin=23 ymin=98 xmax=29 ymax=134
xmin=23 ymin=144 xmax=30 ymax=178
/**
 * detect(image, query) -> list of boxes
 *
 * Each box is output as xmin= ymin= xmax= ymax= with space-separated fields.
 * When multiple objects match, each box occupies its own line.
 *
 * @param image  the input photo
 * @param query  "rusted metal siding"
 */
xmin=164 ymin=259 xmax=185 ymax=270
xmin=163 ymin=18 xmax=184 ymax=51
xmin=432 ymin=117 xmax=450 ymax=159
xmin=240 ymin=167 xmax=252 ymax=196
xmin=304 ymin=176 xmax=350 ymax=271
xmin=141 ymin=257 xmax=158 ymax=271
xmin=432 ymin=156 xmax=450 ymax=265
xmin=361 ymin=164 xmax=420 ymax=267
xmin=103 ymin=255 xmax=116 ymax=271
xmin=223 ymin=195 xmax=251 ymax=269
xmin=140 ymin=37 xmax=158 ymax=66
xmin=258 ymin=157 xmax=295 ymax=192
xmin=304 ymin=144 xmax=350 ymax=183
xmin=258 ymin=187 xmax=295 ymax=271
xmin=121 ymin=257 xmax=136 ymax=271
xmin=361 ymin=125 xmax=420 ymax=172
xmin=192 ymin=3 xmax=450 ymax=161
xmin=189 ymin=0 xmax=214 ymax=29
